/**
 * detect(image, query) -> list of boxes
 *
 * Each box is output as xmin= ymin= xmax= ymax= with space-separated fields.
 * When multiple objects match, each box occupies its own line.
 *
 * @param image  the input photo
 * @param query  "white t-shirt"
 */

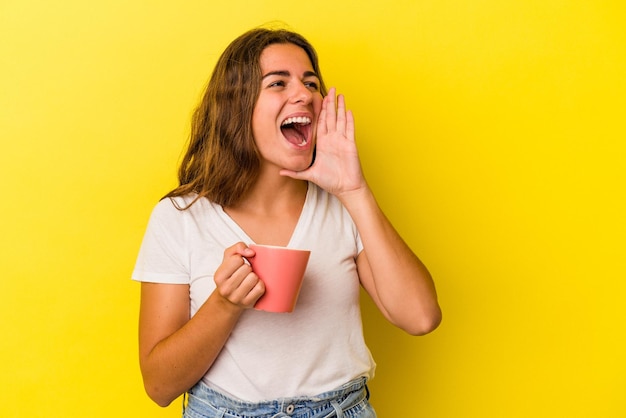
xmin=132 ymin=183 xmax=375 ymax=401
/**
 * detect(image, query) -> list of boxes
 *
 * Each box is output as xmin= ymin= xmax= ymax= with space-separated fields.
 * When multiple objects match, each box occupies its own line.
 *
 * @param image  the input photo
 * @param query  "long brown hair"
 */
xmin=164 ymin=27 xmax=327 ymax=208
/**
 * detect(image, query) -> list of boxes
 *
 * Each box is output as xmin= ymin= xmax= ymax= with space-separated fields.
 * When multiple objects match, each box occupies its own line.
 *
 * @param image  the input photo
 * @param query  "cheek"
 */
xmin=313 ymin=96 xmax=323 ymax=117
xmin=251 ymin=108 xmax=268 ymax=139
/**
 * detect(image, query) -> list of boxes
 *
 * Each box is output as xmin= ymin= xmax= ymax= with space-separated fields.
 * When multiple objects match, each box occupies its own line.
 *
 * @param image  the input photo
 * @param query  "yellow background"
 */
xmin=1 ymin=0 xmax=624 ymax=416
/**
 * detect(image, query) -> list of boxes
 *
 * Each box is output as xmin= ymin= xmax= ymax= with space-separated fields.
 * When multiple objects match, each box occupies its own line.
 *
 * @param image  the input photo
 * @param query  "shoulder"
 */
xmin=150 ymin=194 xmax=213 ymax=219
xmin=307 ymin=183 xmax=357 ymax=234
xmin=144 ymin=195 xmax=218 ymax=237
xmin=308 ymin=183 xmax=349 ymax=215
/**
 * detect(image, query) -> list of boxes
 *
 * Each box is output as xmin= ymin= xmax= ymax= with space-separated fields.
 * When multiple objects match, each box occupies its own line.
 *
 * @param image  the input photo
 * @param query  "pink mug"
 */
xmin=248 ymin=244 xmax=311 ymax=313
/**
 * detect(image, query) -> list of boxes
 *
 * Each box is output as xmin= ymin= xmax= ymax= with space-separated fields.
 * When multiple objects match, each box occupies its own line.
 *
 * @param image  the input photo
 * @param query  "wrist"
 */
xmin=208 ymin=290 xmax=246 ymax=317
xmin=336 ymin=183 xmax=375 ymax=211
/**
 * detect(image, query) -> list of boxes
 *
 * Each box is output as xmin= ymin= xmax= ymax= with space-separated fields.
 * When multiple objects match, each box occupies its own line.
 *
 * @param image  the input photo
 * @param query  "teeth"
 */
xmin=281 ymin=116 xmax=311 ymax=126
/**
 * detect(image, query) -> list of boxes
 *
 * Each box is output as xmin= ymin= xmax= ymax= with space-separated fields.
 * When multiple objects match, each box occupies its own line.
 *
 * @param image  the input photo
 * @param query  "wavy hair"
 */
xmin=164 ymin=27 xmax=327 ymax=208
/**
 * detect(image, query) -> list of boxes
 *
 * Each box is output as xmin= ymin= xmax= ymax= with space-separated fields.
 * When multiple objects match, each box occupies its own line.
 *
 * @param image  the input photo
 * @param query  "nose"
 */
xmin=290 ymin=81 xmax=313 ymax=104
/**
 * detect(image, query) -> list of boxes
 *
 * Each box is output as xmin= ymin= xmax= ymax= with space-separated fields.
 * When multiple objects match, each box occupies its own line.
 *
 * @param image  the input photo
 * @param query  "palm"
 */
xmin=281 ymin=89 xmax=366 ymax=196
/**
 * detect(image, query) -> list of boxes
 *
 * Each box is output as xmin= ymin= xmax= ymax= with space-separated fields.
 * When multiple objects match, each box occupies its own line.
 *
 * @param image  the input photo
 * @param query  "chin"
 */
xmin=290 ymin=161 xmax=313 ymax=172
xmin=282 ymin=156 xmax=312 ymax=173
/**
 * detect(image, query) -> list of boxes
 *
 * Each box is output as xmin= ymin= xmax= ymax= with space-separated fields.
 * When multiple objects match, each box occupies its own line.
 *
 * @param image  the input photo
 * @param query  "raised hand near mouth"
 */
xmin=280 ymin=87 xmax=368 ymax=198
xmin=281 ymin=87 xmax=441 ymax=336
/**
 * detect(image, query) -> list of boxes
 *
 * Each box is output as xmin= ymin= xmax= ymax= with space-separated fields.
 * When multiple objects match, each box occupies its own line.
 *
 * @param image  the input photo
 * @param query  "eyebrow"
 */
xmin=262 ymin=70 xmax=319 ymax=79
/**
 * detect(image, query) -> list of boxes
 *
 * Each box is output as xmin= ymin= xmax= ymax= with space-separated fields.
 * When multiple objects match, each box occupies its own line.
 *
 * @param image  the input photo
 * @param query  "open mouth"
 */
xmin=281 ymin=116 xmax=312 ymax=147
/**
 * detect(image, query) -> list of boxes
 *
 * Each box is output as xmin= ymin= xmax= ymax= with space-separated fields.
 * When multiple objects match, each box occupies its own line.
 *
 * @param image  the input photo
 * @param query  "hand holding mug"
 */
xmin=214 ymin=242 xmax=265 ymax=309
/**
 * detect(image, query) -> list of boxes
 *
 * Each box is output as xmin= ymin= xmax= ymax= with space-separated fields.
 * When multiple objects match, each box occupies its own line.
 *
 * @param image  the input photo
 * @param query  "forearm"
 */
xmin=140 ymin=291 xmax=243 ymax=407
xmin=339 ymin=185 xmax=441 ymax=335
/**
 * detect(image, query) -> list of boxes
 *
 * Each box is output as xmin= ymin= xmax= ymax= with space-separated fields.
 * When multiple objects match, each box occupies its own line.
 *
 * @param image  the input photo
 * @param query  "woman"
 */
xmin=133 ymin=27 xmax=441 ymax=417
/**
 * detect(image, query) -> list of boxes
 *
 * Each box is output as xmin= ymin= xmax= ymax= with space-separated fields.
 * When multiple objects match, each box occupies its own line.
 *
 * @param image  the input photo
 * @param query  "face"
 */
xmin=252 ymin=43 xmax=323 ymax=173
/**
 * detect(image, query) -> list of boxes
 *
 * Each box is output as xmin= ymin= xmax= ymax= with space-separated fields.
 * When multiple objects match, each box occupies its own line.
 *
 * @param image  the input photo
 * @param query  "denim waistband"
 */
xmin=184 ymin=377 xmax=371 ymax=418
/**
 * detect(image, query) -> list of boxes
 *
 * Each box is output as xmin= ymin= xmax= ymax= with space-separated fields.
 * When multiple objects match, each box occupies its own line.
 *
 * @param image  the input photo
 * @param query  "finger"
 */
xmin=228 ymin=242 xmax=254 ymax=259
xmin=279 ymin=167 xmax=312 ymax=181
xmin=217 ymin=263 xmax=260 ymax=305
xmin=215 ymin=259 xmax=250 ymax=291
xmin=324 ymin=88 xmax=337 ymax=131
xmin=316 ymin=92 xmax=329 ymax=137
xmin=215 ymin=243 xmax=253 ymax=286
xmin=336 ymin=94 xmax=346 ymax=136
xmin=240 ymin=274 xmax=266 ymax=307
xmin=225 ymin=267 xmax=265 ymax=307
xmin=346 ymin=109 xmax=355 ymax=141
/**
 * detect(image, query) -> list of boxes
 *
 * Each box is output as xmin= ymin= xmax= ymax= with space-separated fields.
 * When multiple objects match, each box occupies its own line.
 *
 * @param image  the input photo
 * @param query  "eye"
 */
xmin=268 ymin=80 xmax=286 ymax=88
xmin=304 ymin=80 xmax=319 ymax=91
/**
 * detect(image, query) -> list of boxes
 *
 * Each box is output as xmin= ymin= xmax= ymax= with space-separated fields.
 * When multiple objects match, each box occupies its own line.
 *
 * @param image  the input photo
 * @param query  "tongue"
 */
xmin=281 ymin=125 xmax=306 ymax=145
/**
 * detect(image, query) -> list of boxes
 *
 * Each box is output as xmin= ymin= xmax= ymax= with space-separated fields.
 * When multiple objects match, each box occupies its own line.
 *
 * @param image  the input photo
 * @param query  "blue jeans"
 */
xmin=183 ymin=377 xmax=376 ymax=418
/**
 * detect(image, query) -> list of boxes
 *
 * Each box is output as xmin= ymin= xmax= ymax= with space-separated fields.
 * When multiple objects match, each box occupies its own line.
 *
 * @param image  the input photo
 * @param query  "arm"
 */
xmin=341 ymin=187 xmax=441 ymax=335
xmin=138 ymin=243 xmax=264 ymax=407
xmin=281 ymin=88 xmax=441 ymax=335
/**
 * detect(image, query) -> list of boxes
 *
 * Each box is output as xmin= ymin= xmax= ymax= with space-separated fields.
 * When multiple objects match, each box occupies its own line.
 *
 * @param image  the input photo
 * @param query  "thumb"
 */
xmin=279 ymin=168 xmax=310 ymax=181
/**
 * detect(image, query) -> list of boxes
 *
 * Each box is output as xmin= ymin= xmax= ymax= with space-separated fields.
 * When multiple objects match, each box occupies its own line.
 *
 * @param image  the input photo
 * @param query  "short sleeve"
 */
xmin=355 ymin=228 xmax=364 ymax=255
xmin=132 ymin=198 xmax=190 ymax=284
xmin=338 ymin=196 xmax=364 ymax=256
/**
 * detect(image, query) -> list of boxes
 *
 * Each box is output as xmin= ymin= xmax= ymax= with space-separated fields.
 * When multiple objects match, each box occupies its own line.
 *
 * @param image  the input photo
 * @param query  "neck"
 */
xmin=227 ymin=170 xmax=308 ymax=216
